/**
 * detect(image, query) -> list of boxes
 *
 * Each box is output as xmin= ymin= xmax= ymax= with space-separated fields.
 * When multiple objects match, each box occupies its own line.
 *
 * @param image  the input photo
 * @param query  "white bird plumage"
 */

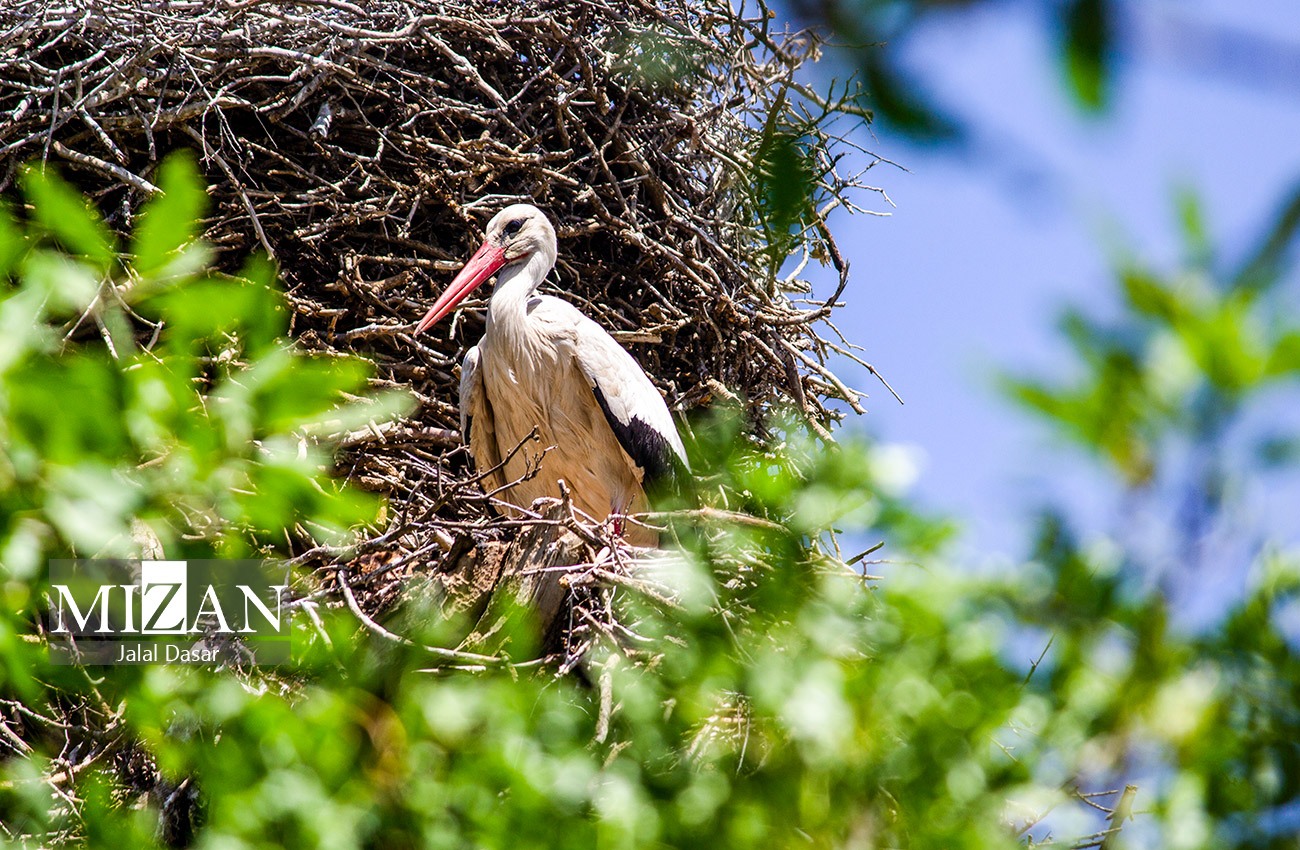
xmin=415 ymin=204 xmax=689 ymax=546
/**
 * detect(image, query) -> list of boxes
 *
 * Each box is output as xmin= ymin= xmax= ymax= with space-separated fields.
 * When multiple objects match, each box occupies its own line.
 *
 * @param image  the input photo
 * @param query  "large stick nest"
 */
xmin=0 ymin=0 xmax=883 ymax=573
xmin=1 ymin=4 xmax=888 ymax=836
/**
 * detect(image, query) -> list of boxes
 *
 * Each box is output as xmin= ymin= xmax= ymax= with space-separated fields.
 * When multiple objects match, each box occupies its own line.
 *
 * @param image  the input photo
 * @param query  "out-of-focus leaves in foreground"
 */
xmin=0 ymin=159 xmax=413 ymax=843
xmin=0 ymin=156 xmax=409 ymax=574
xmin=2 ymin=163 xmax=1299 ymax=850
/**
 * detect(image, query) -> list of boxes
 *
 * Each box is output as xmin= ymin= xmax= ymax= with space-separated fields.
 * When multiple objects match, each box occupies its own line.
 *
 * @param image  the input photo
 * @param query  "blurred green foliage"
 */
xmin=0 ymin=157 xmax=411 ymax=841
xmin=0 ymin=157 xmax=1298 ymax=850
xmin=1002 ymin=186 xmax=1300 ymax=545
xmin=997 ymin=185 xmax=1300 ymax=845
xmin=788 ymin=0 xmax=1118 ymax=138
xmin=1060 ymin=0 xmax=1113 ymax=111
xmin=0 ymin=156 xmax=404 ymax=572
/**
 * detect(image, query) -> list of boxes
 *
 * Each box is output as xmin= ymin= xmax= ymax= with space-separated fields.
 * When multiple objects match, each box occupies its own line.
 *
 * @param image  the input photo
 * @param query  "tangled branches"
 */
xmin=0 ymin=1 xmax=882 ymax=415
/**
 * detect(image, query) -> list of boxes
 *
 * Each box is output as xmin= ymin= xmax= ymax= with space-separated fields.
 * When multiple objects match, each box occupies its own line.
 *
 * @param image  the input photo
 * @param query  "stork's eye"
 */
xmin=503 ymin=218 xmax=525 ymax=237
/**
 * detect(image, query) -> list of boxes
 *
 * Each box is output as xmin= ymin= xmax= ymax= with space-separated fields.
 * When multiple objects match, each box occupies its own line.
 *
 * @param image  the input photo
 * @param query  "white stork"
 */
xmin=414 ymin=204 xmax=689 ymax=546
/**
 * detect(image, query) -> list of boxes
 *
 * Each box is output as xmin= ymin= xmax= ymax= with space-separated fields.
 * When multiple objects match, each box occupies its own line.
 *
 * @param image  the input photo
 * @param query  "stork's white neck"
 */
xmin=487 ymin=250 xmax=553 ymax=331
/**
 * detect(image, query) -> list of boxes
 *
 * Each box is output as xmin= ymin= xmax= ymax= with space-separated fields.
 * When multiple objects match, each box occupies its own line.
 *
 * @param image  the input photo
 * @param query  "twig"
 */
xmin=1099 ymin=785 xmax=1138 ymax=850
xmin=336 ymin=567 xmax=503 ymax=666
xmin=51 ymin=140 xmax=159 ymax=194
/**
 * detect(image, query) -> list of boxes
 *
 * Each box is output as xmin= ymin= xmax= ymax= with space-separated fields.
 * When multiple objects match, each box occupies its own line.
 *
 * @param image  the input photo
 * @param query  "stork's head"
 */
xmin=414 ymin=204 xmax=557 ymax=334
xmin=488 ymin=203 xmax=557 ymax=268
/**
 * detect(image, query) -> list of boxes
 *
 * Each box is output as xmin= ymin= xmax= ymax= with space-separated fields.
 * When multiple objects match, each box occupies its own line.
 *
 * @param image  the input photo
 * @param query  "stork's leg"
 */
xmin=609 ymin=497 xmax=629 ymax=539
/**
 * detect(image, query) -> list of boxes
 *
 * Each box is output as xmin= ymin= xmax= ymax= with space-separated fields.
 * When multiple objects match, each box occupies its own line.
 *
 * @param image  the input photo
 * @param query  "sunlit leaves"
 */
xmin=997 ymin=182 xmax=1300 ymax=847
xmin=130 ymin=152 xmax=208 ymax=278
xmin=144 ymin=256 xmax=287 ymax=359
xmin=18 ymin=164 xmax=118 ymax=269
xmin=0 ymin=284 xmax=57 ymax=374
xmin=1003 ymin=353 xmax=1157 ymax=485
xmin=0 ymin=155 xmax=407 ymax=563
xmin=21 ymin=250 xmax=100 ymax=315
xmin=1 ymin=149 xmax=1297 ymax=850
xmin=1121 ymin=266 xmax=1187 ymax=325
xmin=223 ymin=352 xmax=374 ymax=436
xmin=0 ymin=160 xmax=420 ymax=841
xmin=6 ymin=355 xmax=128 ymax=464
xmin=1265 ymin=332 xmax=1300 ymax=378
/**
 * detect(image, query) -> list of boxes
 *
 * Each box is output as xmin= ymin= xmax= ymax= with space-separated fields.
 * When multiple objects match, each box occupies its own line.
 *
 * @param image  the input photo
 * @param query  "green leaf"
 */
xmin=1120 ymin=268 xmax=1183 ymax=324
xmin=1001 ymin=377 xmax=1073 ymax=430
xmin=1264 ymin=331 xmax=1300 ymax=378
xmin=1001 ymin=365 xmax=1155 ymax=484
xmin=131 ymin=152 xmax=208 ymax=277
xmin=862 ymin=52 xmax=955 ymax=142
xmin=44 ymin=462 xmax=142 ymax=557
xmin=21 ymin=250 xmax=100 ymax=316
xmin=147 ymin=271 xmax=287 ymax=357
xmin=756 ymin=131 xmax=817 ymax=237
xmin=1060 ymin=0 xmax=1112 ymax=112
xmin=235 ymin=448 xmax=379 ymax=539
xmin=18 ymin=164 xmax=118 ymax=268
xmin=245 ymin=354 xmax=374 ymax=433
xmin=1232 ymin=178 xmax=1300 ymax=294
xmin=299 ymin=386 xmax=416 ymax=438
xmin=1178 ymin=294 xmax=1267 ymax=394
xmin=1175 ymin=187 xmax=1213 ymax=271
xmin=0 ymin=285 xmax=54 ymax=374
xmin=0 ymin=199 xmax=31 ymax=278
xmin=7 ymin=356 xmax=128 ymax=463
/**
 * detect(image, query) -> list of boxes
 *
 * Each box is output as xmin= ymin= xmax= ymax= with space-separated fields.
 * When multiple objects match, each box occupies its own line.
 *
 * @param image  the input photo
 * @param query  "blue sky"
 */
xmin=814 ymin=0 xmax=1300 ymax=557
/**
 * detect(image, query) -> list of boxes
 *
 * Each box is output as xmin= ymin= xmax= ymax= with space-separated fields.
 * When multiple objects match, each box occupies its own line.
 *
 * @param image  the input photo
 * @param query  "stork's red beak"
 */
xmin=414 ymin=241 xmax=508 ymax=334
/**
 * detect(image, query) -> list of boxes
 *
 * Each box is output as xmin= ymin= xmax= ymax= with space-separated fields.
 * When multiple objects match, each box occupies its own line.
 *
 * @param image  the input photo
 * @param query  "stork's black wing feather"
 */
xmin=590 ymin=383 xmax=684 ymax=490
